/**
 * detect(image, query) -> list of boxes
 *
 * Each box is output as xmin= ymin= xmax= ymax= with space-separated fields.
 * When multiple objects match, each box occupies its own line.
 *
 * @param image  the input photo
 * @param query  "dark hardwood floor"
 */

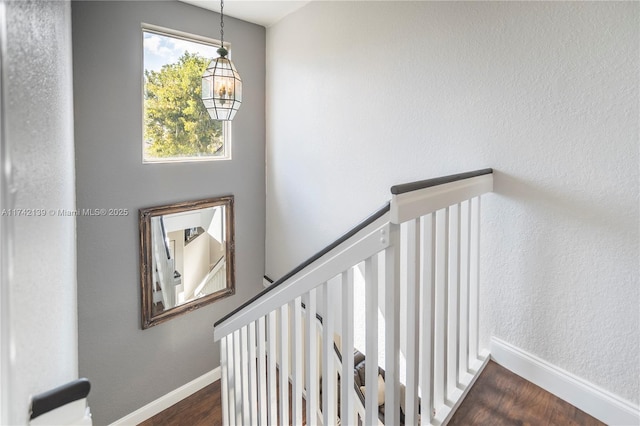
xmin=449 ymin=361 xmax=603 ymax=426
xmin=139 ymin=360 xmax=604 ymax=425
xmin=138 ymin=381 xmax=223 ymax=426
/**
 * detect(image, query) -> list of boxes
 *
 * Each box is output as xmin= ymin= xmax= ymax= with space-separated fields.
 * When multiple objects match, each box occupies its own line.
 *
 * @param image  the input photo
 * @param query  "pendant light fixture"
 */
xmin=201 ymin=0 xmax=242 ymax=121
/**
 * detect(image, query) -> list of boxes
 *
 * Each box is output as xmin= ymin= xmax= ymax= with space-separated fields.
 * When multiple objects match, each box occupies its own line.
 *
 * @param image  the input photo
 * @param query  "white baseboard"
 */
xmin=109 ymin=367 xmax=220 ymax=426
xmin=491 ymin=337 xmax=640 ymax=426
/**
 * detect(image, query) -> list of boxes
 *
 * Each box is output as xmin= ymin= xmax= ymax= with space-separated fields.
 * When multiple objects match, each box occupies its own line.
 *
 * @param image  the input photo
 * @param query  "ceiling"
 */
xmin=180 ymin=0 xmax=311 ymax=27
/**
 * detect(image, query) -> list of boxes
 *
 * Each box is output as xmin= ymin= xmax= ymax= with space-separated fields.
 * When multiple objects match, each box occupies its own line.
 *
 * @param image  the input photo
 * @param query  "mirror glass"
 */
xmin=140 ymin=196 xmax=235 ymax=328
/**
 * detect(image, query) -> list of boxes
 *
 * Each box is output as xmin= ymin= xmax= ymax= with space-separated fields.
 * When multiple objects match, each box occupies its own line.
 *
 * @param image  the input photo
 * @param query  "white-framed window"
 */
xmin=142 ymin=25 xmax=231 ymax=163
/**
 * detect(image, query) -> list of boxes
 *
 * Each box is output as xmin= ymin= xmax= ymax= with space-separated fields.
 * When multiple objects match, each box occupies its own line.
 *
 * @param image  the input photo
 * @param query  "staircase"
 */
xmin=213 ymin=169 xmax=494 ymax=425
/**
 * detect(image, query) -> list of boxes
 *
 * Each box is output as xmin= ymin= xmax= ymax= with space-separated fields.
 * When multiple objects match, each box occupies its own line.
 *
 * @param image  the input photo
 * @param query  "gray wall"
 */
xmin=266 ymin=1 xmax=638 ymax=405
xmin=72 ymin=1 xmax=265 ymax=423
xmin=2 ymin=1 xmax=77 ymax=423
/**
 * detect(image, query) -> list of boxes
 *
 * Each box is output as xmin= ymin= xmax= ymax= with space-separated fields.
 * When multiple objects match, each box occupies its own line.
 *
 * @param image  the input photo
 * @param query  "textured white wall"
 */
xmin=3 ymin=1 xmax=77 ymax=423
xmin=266 ymin=1 xmax=639 ymax=404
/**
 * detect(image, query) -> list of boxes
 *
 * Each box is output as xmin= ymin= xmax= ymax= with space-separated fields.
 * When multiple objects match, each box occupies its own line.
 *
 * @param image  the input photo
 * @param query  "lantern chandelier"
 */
xmin=201 ymin=0 xmax=242 ymax=121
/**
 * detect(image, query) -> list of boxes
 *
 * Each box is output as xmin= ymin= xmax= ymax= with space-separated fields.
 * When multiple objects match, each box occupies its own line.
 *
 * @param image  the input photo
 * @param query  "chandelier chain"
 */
xmin=220 ymin=0 xmax=224 ymax=47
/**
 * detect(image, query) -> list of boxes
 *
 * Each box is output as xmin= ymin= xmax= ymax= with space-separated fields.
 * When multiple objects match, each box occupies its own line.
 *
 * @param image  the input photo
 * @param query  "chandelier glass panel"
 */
xmin=201 ymin=0 xmax=242 ymax=121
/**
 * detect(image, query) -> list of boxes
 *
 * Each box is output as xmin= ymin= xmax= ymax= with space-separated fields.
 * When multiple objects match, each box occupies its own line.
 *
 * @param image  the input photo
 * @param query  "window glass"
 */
xmin=143 ymin=28 xmax=230 ymax=163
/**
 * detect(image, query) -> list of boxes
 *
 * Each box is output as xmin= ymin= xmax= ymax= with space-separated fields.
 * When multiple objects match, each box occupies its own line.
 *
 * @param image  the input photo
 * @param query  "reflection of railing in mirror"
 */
xmin=140 ymin=195 xmax=235 ymax=329
xmin=151 ymin=216 xmax=176 ymax=311
xmin=151 ymin=206 xmax=227 ymax=311
xmin=194 ymin=256 xmax=226 ymax=298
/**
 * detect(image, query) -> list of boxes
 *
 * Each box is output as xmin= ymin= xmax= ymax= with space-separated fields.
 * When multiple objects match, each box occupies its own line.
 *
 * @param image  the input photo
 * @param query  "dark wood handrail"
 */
xmin=390 ymin=168 xmax=493 ymax=195
xmin=215 ymin=202 xmax=390 ymax=327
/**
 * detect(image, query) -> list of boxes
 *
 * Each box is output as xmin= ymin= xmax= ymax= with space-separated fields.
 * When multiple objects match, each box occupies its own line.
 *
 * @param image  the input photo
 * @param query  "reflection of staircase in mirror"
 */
xmin=152 ymin=256 xmax=183 ymax=314
xmin=151 ymin=255 xmax=221 ymax=314
xmin=151 ymin=280 xmax=165 ymax=316
xmin=195 ymin=257 xmax=226 ymax=298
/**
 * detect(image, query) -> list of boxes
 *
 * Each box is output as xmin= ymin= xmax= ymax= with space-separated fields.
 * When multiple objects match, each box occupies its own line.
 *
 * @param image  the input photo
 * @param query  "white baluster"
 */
xmin=305 ymin=289 xmax=318 ymax=426
xmin=248 ymin=322 xmax=258 ymax=425
xmin=434 ymin=208 xmax=448 ymax=414
xmin=240 ymin=326 xmax=250 ymax=425
xmin=404 ymin=218 xmax=421 ymax=425
xmin=341 ymin=268 xmax=355 ymax=426
xmin=420 ymin=213 xmax=436 ymax=424
xmin=365 ymin=254 xmax=379 ymax=426
xmin=257 ymin=316 xmax=268 ymax=426
xmin=385 ymin=223 xmax=401 ymax=426
xmin=322 ymin=281 xmax=337 ymax=426
xmin=279 ymin=304 xmax=290 ymax=426
xmin=448 ymin=204 xmax=460 ymax=392
xmin=220 ymin=336 xmax=230 ymax=426
xmin=233 ymin=329 xmax=243 ymax=424
xmin=290 ymin=297 xmax=303 ymax=426
xmin=469 ymin=196 xmax=480 ymax=367
xmin=226 ymin=332 xmax=236 ymax=425
xmin=267 ymin=311 xmax=278 ymax=425
xmin=460 ymin=200 xmax=471 ymax=380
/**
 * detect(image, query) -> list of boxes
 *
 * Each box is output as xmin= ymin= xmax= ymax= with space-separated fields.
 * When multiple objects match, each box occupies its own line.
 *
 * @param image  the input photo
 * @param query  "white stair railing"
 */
xmin=214 ymin=169 xmax=493 ymax=426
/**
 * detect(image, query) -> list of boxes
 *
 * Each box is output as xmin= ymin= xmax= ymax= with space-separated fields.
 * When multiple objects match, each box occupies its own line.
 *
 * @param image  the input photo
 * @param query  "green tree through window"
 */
xmin=143 ymin=29 xmax=227 ymax=162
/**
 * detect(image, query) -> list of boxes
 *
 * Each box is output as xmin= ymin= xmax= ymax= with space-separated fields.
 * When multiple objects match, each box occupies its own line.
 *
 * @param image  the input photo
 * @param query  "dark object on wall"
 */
xmin=30 ymin=378 xmax=91 ymax=420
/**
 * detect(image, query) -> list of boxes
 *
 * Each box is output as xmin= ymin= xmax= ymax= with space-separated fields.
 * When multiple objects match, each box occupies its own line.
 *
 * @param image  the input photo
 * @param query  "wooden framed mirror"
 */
xmin=139 ymin=196 xmax=235 ymax=329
